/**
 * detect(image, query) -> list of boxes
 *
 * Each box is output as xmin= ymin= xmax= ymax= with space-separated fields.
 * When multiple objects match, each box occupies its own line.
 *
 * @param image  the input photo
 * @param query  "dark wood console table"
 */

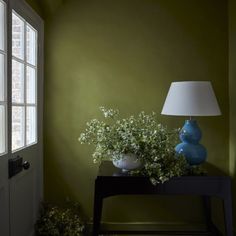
xmin=93 ymin=161 xmax=233 ymax=235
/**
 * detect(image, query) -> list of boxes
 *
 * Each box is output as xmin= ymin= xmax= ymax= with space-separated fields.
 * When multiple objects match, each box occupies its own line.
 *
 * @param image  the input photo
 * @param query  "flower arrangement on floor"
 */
xmin=35 ymin=200 xmax=85 ymax=236
xmin=79 ymin=107 xmax=190 ymax=184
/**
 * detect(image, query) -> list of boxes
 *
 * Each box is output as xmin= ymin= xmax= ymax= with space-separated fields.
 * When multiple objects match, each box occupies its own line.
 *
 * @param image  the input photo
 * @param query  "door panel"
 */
xmin=10 ymin=166 xmax=36 ymax=236
xmin=0 ymin=177 xmax=9 ymax=236
xmin=10 ymin=145 xmax=38 ymax=236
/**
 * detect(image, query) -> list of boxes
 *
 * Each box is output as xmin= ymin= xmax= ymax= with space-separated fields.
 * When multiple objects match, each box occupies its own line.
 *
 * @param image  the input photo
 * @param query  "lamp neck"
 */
xmin=189 ymin=116 xmax=197 ymax=121
xmin=185 ymin=119 xmax=197 ymax=124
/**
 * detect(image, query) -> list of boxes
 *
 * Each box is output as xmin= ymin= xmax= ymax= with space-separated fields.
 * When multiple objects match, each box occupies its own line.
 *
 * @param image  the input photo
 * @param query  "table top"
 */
xmin=97 ymin=161 xmax=229 ymax=180
xmin=96 ymin=161 xmax=231 ymax=198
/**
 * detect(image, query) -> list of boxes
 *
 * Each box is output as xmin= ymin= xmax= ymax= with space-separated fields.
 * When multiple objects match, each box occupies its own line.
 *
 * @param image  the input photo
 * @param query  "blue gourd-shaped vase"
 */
xmin=175 ymin=120 xmax=207 ymax=165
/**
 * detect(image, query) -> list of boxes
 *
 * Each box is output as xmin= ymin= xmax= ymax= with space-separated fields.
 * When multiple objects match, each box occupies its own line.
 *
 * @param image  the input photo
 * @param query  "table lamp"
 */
xmin=161 ymin=81 xmax=221 ymax=165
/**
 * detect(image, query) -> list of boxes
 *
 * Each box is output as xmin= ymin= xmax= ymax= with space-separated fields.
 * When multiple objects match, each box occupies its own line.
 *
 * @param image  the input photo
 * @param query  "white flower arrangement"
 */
xmin=79 ymin=107 xmax=189 ymax=184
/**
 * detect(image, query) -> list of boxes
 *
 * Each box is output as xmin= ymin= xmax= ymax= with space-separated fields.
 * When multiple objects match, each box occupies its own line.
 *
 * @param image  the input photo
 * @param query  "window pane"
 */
xmin=12 ymin=106 xmax=25 ymax=151
xmin=12 ymin=12 xmax=24 ymax=60
xmin=12 ymin=60 xmax=24 ymax=103
xmin=26 ymin=66 xmax=36 ymax=104
xmin=26 ymin=106 xmax=36 ymax=145
xmin=0 ymin=54 xmax=4 ymax=101
xmin=26 ymin=25 xmax=36 ymax=66
xmin=0 ymin=105 xmax=5 ymax=154
xmin=0 ymin=1 xmax=5 ymax=51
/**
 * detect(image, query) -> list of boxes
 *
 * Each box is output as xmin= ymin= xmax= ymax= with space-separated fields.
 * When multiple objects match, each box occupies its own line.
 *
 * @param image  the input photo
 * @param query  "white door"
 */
xmin=0 ymin=0 xmax=44 ymax=235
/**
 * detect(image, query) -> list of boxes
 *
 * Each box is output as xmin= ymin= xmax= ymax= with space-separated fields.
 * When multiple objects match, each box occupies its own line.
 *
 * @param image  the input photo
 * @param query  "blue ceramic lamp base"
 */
xmin=175 ymin=120 xmax=207 ymax=165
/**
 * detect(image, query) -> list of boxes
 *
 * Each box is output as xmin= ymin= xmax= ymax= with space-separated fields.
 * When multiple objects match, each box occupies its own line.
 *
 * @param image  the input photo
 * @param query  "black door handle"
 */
xmin=22 ymin=161 xmax=30 ymax=170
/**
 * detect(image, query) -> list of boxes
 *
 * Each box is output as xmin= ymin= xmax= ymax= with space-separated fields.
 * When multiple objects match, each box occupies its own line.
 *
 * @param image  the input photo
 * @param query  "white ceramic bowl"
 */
xmin=112 ymin=153 xmax=142 ymax=172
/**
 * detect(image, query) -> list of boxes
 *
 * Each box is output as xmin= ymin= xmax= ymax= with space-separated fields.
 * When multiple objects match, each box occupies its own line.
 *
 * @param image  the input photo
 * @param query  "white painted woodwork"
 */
xmin=0 ymin=0 xmax=43 ymax=235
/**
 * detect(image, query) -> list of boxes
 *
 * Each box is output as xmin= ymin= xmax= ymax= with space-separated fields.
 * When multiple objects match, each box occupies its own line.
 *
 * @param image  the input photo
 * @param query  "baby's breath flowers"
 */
xmin=79 ymin=107 xmax=188 ymax=184
xmin=35 ymin=200 xmax=85 ymax=235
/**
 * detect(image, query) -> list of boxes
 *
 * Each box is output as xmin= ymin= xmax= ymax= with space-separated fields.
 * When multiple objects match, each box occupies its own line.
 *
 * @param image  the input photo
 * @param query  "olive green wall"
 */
xmin=229 ymin=0 xmax=236 ymax=231
xmin=25 ymin=0 xmax=42 ymax=16
xmin=27 ymin=0 xmax=229 ymax=229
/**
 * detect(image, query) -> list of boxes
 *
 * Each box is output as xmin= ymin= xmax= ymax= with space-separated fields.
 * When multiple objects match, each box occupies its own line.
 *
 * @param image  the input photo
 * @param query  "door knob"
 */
xmin=22 ymin=161 xmax=30 ymax=170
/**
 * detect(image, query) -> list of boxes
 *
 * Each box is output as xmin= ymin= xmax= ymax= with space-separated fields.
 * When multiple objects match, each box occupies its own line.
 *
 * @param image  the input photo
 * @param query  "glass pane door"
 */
xmin=12 ymin=11 xmax=37 ymax=152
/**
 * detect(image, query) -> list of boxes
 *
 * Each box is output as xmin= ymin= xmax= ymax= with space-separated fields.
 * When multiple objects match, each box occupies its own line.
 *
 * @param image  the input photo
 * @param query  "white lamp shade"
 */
xmin=161 ymin=81 xmax=221 ymax=116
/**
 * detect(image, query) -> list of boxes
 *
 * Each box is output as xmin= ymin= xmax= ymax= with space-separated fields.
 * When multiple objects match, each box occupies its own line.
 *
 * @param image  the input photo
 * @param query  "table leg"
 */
xmin=222 ymin=192 xmax=233 ymax=236
xmin=93 ymin=184 xmax=103 ymax=236
xmin=202 ymin=196 xmax=212 ymax=230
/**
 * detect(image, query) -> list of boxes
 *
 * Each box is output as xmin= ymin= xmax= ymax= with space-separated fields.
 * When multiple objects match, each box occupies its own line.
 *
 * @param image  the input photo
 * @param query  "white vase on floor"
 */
xmin=112 ymin=153 xmax=142 ymax=172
